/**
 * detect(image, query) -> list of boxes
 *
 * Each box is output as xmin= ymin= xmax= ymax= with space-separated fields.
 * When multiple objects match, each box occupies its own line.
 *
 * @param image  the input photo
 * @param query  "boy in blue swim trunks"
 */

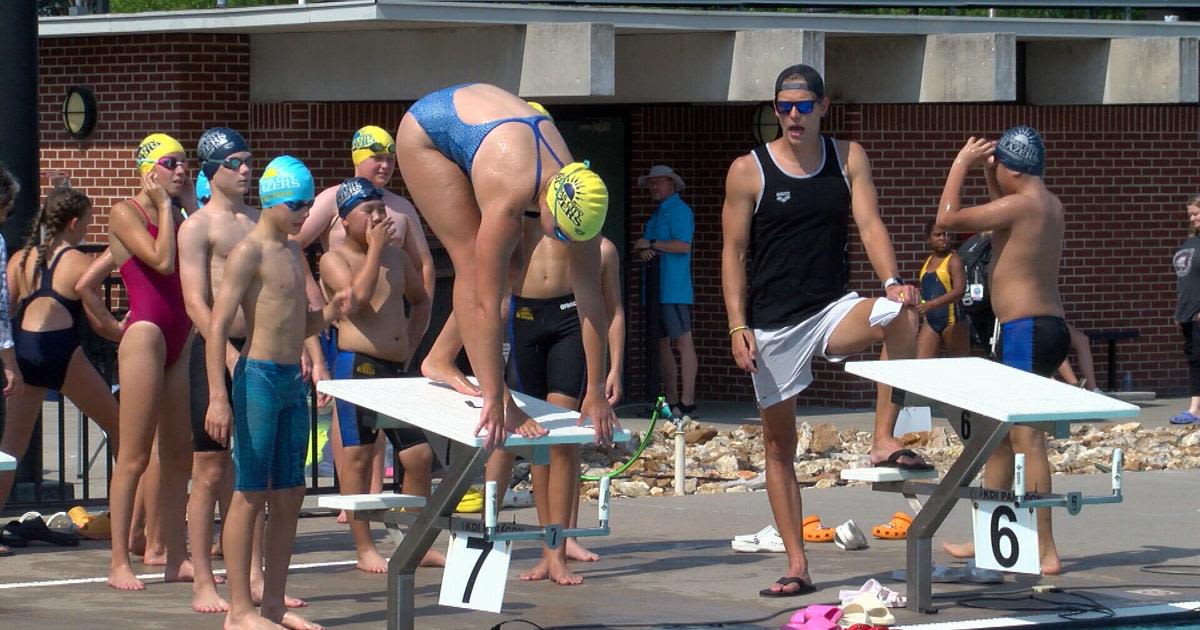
xmin=936 ymin=126 xmax=1069 ymax=575
xmin=205 ymin=155 xmax=351 ymax=630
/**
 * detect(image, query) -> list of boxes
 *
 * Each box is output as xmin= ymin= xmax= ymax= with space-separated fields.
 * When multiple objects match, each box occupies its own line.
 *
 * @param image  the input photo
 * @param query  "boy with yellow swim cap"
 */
xmin=395 ymin=83 xmax=618 ymax=464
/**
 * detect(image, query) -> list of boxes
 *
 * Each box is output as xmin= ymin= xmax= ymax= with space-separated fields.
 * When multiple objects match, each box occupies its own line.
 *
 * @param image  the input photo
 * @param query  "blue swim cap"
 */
xmin=994 ymin=125 xmax=1045 ymax=177
xmin=198 ymin=127 xmax=250 ymax=180
xmin=196 ymin=170 xmax=211 ymax=205
xmin=336 ymin=177 xmax=384 ymax=218
xmin=259 ymin=155 xmax=314 ymax=208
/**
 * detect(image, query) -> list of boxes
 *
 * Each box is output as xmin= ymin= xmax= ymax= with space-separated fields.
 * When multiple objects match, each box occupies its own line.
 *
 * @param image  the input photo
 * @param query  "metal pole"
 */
xmin=0 ymin=0 xmax=40 ymax=250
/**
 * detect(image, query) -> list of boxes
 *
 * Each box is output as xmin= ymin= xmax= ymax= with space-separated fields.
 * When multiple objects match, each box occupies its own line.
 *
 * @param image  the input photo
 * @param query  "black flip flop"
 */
xmin=759 ymin=576 xmax=817 ymax=598
xmin=875 ymin=448 xmax=934 ymax=471
xmin=15 ymin=517 xmax=79 ymax=547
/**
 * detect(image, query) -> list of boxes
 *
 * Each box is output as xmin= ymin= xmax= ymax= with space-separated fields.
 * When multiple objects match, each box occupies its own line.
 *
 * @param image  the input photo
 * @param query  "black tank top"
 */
xmin=747 ymin=136 xmax=852 ymax=328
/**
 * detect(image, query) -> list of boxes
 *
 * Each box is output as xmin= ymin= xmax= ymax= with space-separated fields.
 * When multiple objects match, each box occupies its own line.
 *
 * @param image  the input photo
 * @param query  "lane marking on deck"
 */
xmin=0 ymin=559 xmax=357 ymax=590
xmin=896 ymin=600 xmax=1200 ymax=629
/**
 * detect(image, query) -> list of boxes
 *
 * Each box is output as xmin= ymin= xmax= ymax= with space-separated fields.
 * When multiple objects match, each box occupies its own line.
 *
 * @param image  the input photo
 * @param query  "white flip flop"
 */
xmin=833 ymin=519 xmax=869 ymax=551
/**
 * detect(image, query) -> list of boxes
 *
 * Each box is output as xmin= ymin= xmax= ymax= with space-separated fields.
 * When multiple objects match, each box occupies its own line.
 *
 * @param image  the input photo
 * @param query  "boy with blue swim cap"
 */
xmin=937 ymin=126 xmax=1068 ymax=575
xmin=205 ymin=154 xmax=349 ymax=630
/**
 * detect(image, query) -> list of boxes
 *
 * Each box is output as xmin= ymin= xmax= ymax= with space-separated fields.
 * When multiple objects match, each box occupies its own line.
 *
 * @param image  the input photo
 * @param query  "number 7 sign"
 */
xmin=439 ymin=533 xmax=513 ymax=612
xmin=971 ymin=500 xmax=1040 ymax=575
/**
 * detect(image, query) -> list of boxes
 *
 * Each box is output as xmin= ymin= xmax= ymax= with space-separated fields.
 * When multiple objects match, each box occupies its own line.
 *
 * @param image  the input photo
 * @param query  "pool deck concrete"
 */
xmin=2 ymin=397 xmax=1198 ymax=630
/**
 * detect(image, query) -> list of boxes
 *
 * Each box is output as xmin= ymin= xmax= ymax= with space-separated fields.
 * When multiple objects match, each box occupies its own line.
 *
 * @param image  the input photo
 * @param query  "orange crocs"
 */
xmin=872 ymin=511 xmax=912 ymax=540
xmin=802 ymin=514 xmax=835 ymax=543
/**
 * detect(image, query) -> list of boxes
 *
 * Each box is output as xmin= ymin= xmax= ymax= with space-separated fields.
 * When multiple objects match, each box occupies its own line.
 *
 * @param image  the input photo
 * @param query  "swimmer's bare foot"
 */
xmin=356 ymin=548 xmax=388 ymax=574
xmin=565 ymin=538 xmax=599 ymax=562
xmin=520 ymin=558 xmax=550 ymax=582
xmin=420 ymin=548 xmax=446 ymax=568
xmin=164 ymin=559 xmax=196 ymax=583
xmin=193 ymin=586 xmax=231 ymax=613
xmin=252 ymin=585 xmax=307 ymax=609
xmin=211 ymin=540 xmax=223 ymax=558
xmin=261 ymin=607 xmax=323 ymax=630
xmin=1041 ymin=547 xmax=1062 ymax=575
xmin=421 ymin=358 xmax=481 ymax=397
xmin=505 ymin=398 xmax=548 ymax=438
xmin=224 ymin=610 xmax=283 ymax=630
xmin=108 ymin=564 xmax=146 ymax=591
xmin=545 ymin=556 xmax=583 ymax=586
xmin=336 ymin=510 xmax=348 ymax=525
xmin=942 ymin=541 xmax=975 ymax=559
xmin=142 ymin=546 xmax=167 ymax=566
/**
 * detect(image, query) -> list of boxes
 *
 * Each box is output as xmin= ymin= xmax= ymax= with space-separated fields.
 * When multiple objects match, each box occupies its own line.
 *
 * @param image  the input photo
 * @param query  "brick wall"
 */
xmin=35 ymin=33 xmax=1200 ymax=406
xmin=38 ymin=33 xmax=250 ymax=245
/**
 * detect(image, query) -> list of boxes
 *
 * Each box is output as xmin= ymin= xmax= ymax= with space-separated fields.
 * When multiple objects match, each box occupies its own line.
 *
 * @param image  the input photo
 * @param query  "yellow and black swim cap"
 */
xmin=136 ymin=133 xmax=186 ymax=175
xmin=351 ymin=125 xmax=396 ymax=167
xmin=545 ymin=162 xmax=607 ymax=242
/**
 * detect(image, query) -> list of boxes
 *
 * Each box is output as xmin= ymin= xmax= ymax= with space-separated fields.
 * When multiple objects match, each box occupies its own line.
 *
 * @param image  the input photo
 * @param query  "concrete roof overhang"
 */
xmin=39 ymin=1 xmax=1200 ymax=104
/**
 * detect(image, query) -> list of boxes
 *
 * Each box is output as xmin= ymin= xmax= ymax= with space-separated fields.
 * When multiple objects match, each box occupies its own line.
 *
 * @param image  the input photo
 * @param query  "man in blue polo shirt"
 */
xmin=635 ymin=164 xmax=697 ymax=419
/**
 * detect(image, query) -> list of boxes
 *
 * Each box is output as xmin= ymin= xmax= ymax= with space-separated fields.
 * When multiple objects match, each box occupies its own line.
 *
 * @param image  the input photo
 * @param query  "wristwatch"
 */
xmin=649 ymin=240 xmax=657 ymax=249
xmin=883 ymin=277 xmax=904 ymax=290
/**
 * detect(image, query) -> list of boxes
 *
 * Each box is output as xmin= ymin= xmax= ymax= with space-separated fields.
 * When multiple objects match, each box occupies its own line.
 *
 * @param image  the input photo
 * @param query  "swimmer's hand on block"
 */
xmin=316 ymin=377 xmax=633 ymax=448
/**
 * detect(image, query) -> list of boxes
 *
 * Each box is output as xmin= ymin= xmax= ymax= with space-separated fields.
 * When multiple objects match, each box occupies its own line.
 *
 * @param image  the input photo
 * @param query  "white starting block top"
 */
xmin=316 ymin=378 xmax=633 ymax=447
xmin=840 ymin=467 xmax=937 ymax=483
xmin=0 ymin=452 xmax=14 ymax=473
xmin=847 ymin=357 xmax=1140 ymax=423
xmin=318 ymin=493 xmax=427 ymax=511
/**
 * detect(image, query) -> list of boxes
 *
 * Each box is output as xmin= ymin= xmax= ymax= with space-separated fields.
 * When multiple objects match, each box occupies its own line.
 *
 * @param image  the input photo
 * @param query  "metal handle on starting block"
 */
xmin=1112 ymin=448 xmax=1123 ymax=494
xmin=484 ymin=481 xmax=498 ymax=533
xmin=1014 ymin=453 xmax=1026 ymax=502
xmin=598 ymin=476 xmax=611 ymax=526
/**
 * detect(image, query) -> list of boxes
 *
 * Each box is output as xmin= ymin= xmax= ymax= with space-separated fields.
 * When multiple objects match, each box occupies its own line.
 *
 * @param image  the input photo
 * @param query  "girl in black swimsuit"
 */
xmin=0 ymin=186 xmax=123 ymax=530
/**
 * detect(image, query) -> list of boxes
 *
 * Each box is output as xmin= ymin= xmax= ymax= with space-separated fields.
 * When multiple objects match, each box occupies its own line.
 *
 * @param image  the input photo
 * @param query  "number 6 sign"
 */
xmin=971 ymin=500 xmax=1040 ymax=574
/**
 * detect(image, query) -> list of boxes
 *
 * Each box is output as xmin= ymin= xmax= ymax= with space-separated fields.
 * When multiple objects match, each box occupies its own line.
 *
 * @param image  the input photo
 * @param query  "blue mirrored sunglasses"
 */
xmin=774 ymin=100 xmax=817 ymax=116
xmin=283 ymin=200 xmax=312 ymax=213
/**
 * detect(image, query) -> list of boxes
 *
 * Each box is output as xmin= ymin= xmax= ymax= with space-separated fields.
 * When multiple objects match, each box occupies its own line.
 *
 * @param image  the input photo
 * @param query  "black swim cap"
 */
xmin=994 ymin=125 xmax=1045 ymax=177
xmin=198 ymin=127 xmax=250 ymax=180
xmin=774 ymin=64 xmax=825 ymax=100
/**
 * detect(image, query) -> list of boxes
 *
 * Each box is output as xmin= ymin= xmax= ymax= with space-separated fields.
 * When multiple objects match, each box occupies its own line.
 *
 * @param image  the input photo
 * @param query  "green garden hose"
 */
xmin=580 ymin=396 xmax=673 ymax=481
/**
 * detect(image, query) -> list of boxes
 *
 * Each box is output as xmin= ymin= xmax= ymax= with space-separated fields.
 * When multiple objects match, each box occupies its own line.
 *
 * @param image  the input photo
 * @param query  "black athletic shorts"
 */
xmin=505 ymin=293 xmax=585 ymax=400
xmin=190 ymin=335 xmax=246 ymax=453
xmin=334 ymin=352 xmax=429 ymax=451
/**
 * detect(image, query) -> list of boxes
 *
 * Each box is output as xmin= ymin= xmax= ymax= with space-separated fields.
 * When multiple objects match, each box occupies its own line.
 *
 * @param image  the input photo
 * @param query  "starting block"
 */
xmin=316 ymin=377 xmax=631 ymax=630
xmin=845 ymin=357 xmax=1139 ymax=614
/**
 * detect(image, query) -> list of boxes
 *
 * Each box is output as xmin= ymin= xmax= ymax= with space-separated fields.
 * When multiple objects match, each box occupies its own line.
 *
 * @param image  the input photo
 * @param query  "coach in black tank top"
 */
xmin=748 ymin=136 xmax=851 ymax=328
xmin=720 ymin=64 xmax=926 ymax=597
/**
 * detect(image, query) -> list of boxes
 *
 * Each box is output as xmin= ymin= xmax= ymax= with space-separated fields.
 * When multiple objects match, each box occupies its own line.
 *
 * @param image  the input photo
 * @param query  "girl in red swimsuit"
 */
xmin=105 ymin=134 xmax=198 ymax=591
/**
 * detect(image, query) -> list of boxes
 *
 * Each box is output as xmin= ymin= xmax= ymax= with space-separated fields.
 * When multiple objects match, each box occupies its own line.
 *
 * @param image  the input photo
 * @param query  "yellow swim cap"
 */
xmin=545 ymin=162 xmax=607 ymax=242
xmin=351 ymin=125 xmax=396 ymax=167
xmin=526 ymin=101 xmax=552 ymax=119
xmin=136 ymin=133 xmax=186 ymax=175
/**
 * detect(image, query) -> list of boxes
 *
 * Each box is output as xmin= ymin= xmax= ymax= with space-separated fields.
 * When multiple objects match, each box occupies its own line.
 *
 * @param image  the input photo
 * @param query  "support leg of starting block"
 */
xmin=387 ymin=441 xmax=493 ymax=630
xmin=906 ymin=406 xmax=1011 ymax=614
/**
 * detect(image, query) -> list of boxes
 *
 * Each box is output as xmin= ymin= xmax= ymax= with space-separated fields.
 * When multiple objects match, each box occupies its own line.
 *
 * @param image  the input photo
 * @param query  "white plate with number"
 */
xmin=438 ymin=533 xmax=512 ymax=613
xmin=971 ymin=499 xmax=1040 ymax=575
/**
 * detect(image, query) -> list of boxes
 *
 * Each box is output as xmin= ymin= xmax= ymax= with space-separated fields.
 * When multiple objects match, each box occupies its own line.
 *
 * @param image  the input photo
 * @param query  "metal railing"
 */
xmin=1 ymin=244 xmax=349 ymax=515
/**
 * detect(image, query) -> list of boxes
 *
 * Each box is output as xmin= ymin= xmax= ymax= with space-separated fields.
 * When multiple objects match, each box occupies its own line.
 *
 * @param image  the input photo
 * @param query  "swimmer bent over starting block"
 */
xmin=394 ymin=83 xmax=619 ymax=449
